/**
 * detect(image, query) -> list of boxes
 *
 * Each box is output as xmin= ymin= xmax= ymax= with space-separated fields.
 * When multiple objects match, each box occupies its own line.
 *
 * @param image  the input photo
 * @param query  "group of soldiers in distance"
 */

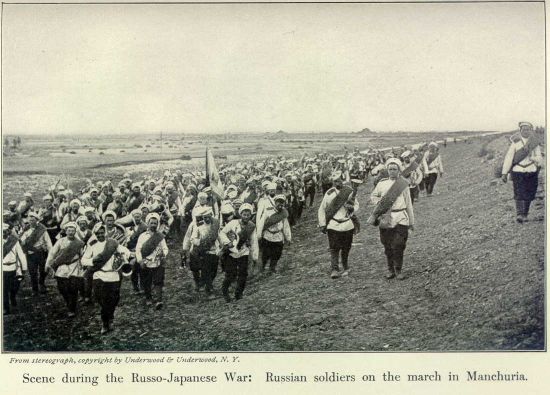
xmin=3 ymin=139 xmax=447 ymax=334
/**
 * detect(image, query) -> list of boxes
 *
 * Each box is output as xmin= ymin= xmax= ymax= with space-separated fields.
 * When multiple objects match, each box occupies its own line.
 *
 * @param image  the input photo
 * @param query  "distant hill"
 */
xmin=357 ymin=128 xmax=374 ymax=134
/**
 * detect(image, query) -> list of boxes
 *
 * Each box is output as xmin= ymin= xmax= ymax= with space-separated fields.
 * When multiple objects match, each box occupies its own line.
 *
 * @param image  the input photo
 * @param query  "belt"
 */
xmin=331 ymin=217 xmax=351 ymax=224
xmin=391 ymin=208 xmax=406 ymax=213
xmin=3 ymin=262 xmax=16 ymax=266
xmin=515 ymin=162 xmax=535 ymax=168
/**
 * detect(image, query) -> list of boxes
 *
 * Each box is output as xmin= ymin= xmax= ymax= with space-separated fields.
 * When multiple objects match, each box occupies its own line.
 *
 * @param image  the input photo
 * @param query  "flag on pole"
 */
xmin=206 ymin=147 xmax=224 ymax=200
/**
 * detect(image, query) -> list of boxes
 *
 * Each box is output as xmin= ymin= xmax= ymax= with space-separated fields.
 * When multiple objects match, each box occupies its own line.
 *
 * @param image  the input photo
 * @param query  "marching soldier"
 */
xmin=219 ymin=203 xmax=259 ymax=302
xmin=6 ymin=201 xmax=22 ymax=232
xmin=256 ymin=194 xmax=291 ymax=274
xmin=501 ymin=121 xmax=543 ymax=223
xmin=3 ymin=223 xmax=27 ymax=315
xmin=368 ymin=158 xmax=415 ymax=280
xmin=400 ymin=151 xmax=423 ymax=204
xmin=317 ymin=172 xmax=359 ymax=279
xmin=135 ymin=213 xmax=169 ymax=309
xmin=182 ymin=206 xmax=220 ymax=298
xmin=20 ymin=212 xmax=52 ymax=295
xmin=422 ymin=142 xmax=444 ymax=196
xmin=45 ymin=222 xmax=85 ymax=318
xmin=124 ymin=209 xmax=148 ymax=294
xmin=39 ymin=194 xmax=60 ymax=242
xmin=81 ymin=223 xmax=130 ymax=334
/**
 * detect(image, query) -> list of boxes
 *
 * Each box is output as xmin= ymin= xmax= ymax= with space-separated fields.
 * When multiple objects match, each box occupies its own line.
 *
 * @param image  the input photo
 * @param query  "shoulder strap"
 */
xmin=91 ymin=238 xmax=119 ymax=270
xmin=3 ymin=235 xmax=19 ymax=259
xmin=325 ymin=186 xmax=353 ymax=223
xmin=367 ymin=177 xmax=409 ymax=224
xmin=21 ymin=223 xmax=47 ymax=252
xmin=140 ymin=232 xmax=165 ymax=258
xmin=512 ymin=134 xmax=540 ymax=166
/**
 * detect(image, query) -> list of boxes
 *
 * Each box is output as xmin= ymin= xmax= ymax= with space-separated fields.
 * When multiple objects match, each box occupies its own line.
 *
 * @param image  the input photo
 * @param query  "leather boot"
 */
xmin=515 ymin=200 xmax=524 ymax=223
xmin=523 ymin=200 xmax=531 ymax=220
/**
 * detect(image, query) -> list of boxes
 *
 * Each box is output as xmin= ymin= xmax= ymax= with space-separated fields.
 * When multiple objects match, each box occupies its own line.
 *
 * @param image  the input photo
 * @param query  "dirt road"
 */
xmin=3 ymin=141 xmax=544 ymax=351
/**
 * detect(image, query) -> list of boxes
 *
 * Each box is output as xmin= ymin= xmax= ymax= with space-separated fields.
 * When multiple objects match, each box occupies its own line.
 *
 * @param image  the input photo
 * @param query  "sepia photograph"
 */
xmin=1 ymin=1 xmax=545 ymax=353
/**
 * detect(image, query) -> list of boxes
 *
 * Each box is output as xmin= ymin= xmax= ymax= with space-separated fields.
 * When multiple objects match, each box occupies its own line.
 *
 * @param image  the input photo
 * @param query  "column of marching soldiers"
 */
xmin=3 ymin=142 xmax=445 ymax=335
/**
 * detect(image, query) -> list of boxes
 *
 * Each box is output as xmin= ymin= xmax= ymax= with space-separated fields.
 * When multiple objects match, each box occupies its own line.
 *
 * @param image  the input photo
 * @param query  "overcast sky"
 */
xmin=2 ymin=2 xmax=545 ymax=135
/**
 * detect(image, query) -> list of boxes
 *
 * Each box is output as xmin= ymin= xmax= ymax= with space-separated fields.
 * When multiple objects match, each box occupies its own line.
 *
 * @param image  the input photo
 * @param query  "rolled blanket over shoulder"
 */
xmin=141 ymin=231 xmax=165 ymax=258
xmin=367 ymin=177 xmax=409 ymax=226
xmin=263 ymin=208 xmax=289 ymax=229
xmin=91 ymin=238 xmax=119 ymax=271
xmin=402 ymin=161 xmax=419 ymax=178
xmin=194 ymin=218 xmax=220 ymax=255
xmin=426 ymin=153 xmax=439 ymax=166
xmin=21 ymin=223 xmax=47 ymax=253
xmin=237 ymin=221 xmax=256 ymax=250
xmin=325 ymin=186 xmax=353 ymax=222
xmin=126 ymin=222 xmax=148 ymax=251
xmin=513 ymin=134 xmax=540 ymax=166
xmin=51 ymin=239 xmax=84 ymax=270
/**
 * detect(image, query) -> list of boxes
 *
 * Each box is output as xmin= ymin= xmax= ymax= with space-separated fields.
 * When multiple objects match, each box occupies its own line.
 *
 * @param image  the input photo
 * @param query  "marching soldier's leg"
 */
xmin=27 ymin=253 xmax=40 ymax=295
xmin=152 ymin=266 xmax=165 ymax=309
xmin=234 ymin=257 xmax=249 ymax=300
xmin=222 ymin=256 xmax=238 ymax=302
xmin=380 ymin=228 xmax=395 ymax=279
xmin=3 ymin=271 xmax=13 ymax=314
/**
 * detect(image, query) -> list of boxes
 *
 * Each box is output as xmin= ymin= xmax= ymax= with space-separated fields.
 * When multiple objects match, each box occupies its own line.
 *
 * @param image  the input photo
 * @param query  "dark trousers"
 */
xmin=288 ymin=202 xmax=297 ymax=227
xmin=304 ymin=185 xmax=316 ymax=207
xmin=511 ymin=171 xmax=539 ymax=202
xmin=418 ymin=179 xmax=425 ymax=191
xmin=3 ymin=271 xmax=20 ymax=313
xmin=92 ymin=279 xmax=121 ymax=324
xmin=327 ymin=229 xmax=354 ymax=271
xmin=168 ymin=215 xmax=181 ymax=239
xmin=380 ymin=225 xmax=409 ymax=274
xmin=222 ymin=256 xmax=249 ymax=299
xmin=141 ymin=265 xmax=165 ymax=302
xmin=27 ymin=250 xmax=48 ymax=292
xmin=56 ymin=277 xmax=80 ymax=313
xmin=410 ymin=186 xmax=420 ymax=203
xmin=424 ymin=173 xmax=438 ymax=195
xmin=130 ymin=258 xmax=142 ymax=291
xmin=261 ymin=239 xmax=284 ymax=270
xmin=189 ymin=253 xmax=219 ymax=293
xmin=83 ymin=270 xmax=94 ymax=299
xmin=295 ymin=200 xmax=304 ymax=220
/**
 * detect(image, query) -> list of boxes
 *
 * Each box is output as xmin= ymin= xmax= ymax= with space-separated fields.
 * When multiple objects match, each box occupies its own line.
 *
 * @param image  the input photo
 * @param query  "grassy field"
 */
xmin=2 ymin=130 xmax=484 ymax=174
xmin=2 ymin=138 xmax=544 ymax=351
xmin=2 ymin=130 xmax=487 ymax=209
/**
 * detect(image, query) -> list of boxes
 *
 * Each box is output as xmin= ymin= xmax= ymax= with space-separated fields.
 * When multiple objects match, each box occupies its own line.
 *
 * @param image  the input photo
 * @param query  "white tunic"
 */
xmin=45 ymin=237 xmax=85 ymax=278
xmin=370 ymin=179 xmax=415 ymax=227
xmin=422 ymin=152 xmax=444 ymax=175
xmin=135 ymin=231 xmax=169 ymax=268
xmin=2 ymin=238 xmax=27 ymax=274
xmin=81 ymin=240 xmax=130 ymax=282
xmin=256 ymin=207 xmax=292 ymax=243
xmin=317 ymin=187 xmax=359 ymax=232
xmin=502 ymin=136 xmax=543 ymax=174
xmin=219 ymin=219 xmax=259 ymax=260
